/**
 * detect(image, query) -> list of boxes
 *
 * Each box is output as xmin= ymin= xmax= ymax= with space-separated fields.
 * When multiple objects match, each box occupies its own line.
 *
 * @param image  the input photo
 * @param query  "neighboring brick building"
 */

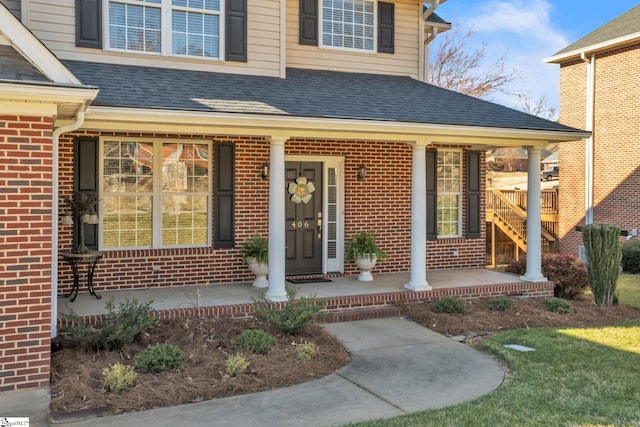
xmin=545 ymin=5 xmax=640 ymax=257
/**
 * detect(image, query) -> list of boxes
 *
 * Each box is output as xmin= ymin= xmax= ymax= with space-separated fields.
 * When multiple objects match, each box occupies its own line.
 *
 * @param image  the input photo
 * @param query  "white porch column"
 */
xmin=521 ymin=147 xmax=547 ymax=282
xmin=405 ymin=142 xmax=432 ymax=291
xmin=266 ymin=136 xmax=288 ymax=301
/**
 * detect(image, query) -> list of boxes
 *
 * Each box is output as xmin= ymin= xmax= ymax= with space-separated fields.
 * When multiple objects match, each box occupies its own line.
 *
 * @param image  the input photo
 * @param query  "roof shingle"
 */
xmin=64 ymin=60 xmax=581 ymax=134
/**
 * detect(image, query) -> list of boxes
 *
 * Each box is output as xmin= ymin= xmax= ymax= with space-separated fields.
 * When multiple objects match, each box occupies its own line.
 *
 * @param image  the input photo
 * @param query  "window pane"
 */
xmin=172 ymin=7 xmax=219 ymax=58
xmin=102 ymin=140 xmax=210 ymax=249
xmin=102 ymin=141 xmax=154 ymax=249
xmin=436 ymin=150 xmax=462 ymax=237
xmin=321 ymin=0 xmax=374 ymax=51
xmin=109 ymin=2 xmax=160 ymax=52
xmin=161 ymin=143 xmax=210 ymax=246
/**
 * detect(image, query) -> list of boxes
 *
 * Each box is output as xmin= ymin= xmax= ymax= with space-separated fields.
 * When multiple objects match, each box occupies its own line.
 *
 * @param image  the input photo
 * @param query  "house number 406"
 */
xmin=291 ymin=221 xmax=309 ymax=228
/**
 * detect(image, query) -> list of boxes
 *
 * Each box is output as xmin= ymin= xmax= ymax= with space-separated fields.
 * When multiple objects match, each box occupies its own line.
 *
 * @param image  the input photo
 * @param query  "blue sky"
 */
xmin=431 ymin=0 xmax=639 ymax=114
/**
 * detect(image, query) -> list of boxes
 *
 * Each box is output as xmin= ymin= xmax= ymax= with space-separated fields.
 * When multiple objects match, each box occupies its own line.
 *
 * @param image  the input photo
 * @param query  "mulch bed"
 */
xmin=50 ymin=317 xmax=350 ymax=416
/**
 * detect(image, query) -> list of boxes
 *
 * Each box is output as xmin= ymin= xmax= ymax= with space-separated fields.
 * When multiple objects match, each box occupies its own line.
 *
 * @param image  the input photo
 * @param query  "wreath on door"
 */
xmin=288 ymin=176 xmax=315 ymax=204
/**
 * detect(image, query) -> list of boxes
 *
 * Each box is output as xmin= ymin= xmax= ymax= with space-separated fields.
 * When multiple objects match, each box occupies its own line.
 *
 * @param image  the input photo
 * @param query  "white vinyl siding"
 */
xmin=25 ymin=0 xmax=281 ymax=76
xmin=287 ymin=0 xmax=420 ymax=77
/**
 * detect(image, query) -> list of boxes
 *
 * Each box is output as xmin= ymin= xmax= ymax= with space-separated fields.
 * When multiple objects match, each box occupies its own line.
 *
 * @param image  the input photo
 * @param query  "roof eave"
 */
xmin=81 ymin=106 xmax=591 ymax=146
xmin=545 ymin=31 xmax=640 ymax=63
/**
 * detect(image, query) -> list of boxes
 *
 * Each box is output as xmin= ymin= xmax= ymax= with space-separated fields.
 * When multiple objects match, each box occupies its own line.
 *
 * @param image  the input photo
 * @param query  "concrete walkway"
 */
xmin=1 ymin=317 xmax=504 ymax=427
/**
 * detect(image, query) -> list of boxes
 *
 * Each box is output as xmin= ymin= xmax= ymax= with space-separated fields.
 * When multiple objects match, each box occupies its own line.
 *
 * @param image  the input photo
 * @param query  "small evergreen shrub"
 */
xmin=432 ymin=297 xmax=466 ymax=314
xmin=253 ymin=287 xmax=329 ymax=334
xmin=544 ymin=297 xmax=572 ymax=314
xmin=102 ymin=363 xmax=137 ymax=393
xmin=583 ymin=224 xmax=622 ymax=305
xmin=225 ymin=353 xmax=249 ymax=377
xmin=505 ymin=254 xmax=589 ymax=300
xmin=621 ymin=239 xmax=640 ymax=274
xmin=60 ymin=298 xmax=158 ymax=350
xmin=487 ymin=297 xmax=516 ymax=312
xmin=296 ymin=341 xmax=319 ymax=360
xmin=234 ymin=329 xmax=274 ymax=355
xmin=134 ymin=343 xmax=185 ymax=374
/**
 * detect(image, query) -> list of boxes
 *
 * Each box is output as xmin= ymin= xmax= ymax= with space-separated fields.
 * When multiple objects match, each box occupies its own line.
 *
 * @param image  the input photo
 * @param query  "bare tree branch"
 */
xmin=427 ymin=25 xmax=519 ymax=99
xmin=515 ymin=93 xmax=557 ymax=120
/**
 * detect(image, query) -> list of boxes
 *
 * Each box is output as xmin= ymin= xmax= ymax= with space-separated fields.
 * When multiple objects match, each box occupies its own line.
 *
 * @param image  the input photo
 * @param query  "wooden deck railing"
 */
xmin=486 ymin=188 xmax=559 ymax=265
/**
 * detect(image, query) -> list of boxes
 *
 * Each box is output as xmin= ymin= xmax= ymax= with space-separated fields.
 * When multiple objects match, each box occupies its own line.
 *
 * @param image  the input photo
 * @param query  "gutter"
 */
xmin=581 ymin=52 xmax=595 ymax=225
xmin=50 ymin=107 xmax=87 ymax=340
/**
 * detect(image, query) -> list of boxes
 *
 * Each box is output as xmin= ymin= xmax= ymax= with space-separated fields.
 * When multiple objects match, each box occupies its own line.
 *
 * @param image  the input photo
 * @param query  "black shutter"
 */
xmin=74 ymin=137 xmax=99 ymax=250
xmin=426 ymin=148 xmax=437 ymax=240
xmin=214 ymin=143 xmax=235 ymax=248
xmin=465 ymin=150 xmax=481 ymax=239
xmin=299 ymin=0 xmax=318 ymax=46
xmin=378 ymin=2 xmax=394 ymax=54
xmin=75 ymin=0 xmax=102 ymax=49
xmin=226 ymin=0 xmax=247 ymax=62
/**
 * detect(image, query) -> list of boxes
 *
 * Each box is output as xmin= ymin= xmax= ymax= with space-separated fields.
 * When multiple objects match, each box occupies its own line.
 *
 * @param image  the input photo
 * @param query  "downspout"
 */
xmin=581 ymin=52 xmax=595 ymax=225
xmin=280 ymin=0 xmax=286 ymax=78
xmin=423 ymin=27 xmax=441 ymax=82
xmin=51 ymin=108 xmax=86 ymax=340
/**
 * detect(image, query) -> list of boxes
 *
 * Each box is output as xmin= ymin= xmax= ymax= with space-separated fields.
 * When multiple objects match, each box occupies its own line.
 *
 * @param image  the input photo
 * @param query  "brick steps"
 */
xmin=63 ymin=280 xmax=554 ymax=328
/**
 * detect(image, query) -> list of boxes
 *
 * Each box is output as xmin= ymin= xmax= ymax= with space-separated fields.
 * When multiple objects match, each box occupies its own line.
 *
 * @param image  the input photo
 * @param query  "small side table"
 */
xmin=60 ymin=251 xmax=104 ymax=302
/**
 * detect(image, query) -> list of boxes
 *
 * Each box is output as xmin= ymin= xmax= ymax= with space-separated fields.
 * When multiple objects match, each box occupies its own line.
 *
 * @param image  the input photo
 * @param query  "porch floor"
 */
xmin=57 ymin=269 xmax=554 ymax=321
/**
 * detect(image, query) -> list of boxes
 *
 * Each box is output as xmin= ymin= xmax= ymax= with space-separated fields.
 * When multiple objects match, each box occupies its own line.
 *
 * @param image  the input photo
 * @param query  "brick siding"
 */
xmin=57 ymin=132 xmax=486 ymax=294
xmin=558 ymin=43 xmax=640 ymax=255
xmin=0 ymin=115 xmax=53 ymax=391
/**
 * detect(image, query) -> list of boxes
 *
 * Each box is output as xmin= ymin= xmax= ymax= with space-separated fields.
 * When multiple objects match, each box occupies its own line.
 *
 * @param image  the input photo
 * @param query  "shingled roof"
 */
xmin=548 ymin=5 xmax=640 ymax=61
xmin=65 ymin=60 xmax=582 ymax=134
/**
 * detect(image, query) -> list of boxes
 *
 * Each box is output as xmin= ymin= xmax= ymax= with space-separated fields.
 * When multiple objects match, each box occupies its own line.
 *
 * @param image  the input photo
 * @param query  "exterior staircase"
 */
xmin=486 ymin=189 xmax=558 ymax=266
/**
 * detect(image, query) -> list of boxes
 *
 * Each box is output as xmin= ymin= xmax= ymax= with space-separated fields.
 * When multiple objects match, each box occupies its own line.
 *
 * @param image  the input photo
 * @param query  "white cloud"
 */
xmin=434 ymin=0 xmax=570 ymax=113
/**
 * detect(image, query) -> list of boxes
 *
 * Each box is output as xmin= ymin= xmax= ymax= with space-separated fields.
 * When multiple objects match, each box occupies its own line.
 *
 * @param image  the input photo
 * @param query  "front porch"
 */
xmin=57 ymin=269 xmax=555 ymax=325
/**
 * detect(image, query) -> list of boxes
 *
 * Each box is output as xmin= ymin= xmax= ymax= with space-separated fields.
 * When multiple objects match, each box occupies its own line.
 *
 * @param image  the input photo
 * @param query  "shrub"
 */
xmin=253 ymin=287 xmax=329 ymax=334
xmin=621 ymin=239 xmax=640 ymax=274
xmin=432 ymin=297 xmax=466 ymax=314
xmin=296 ymin=341 xmax=319 ymax=360
xmin=505 ymin=254 xmax=589 ymax=300
xmin=543 ymin=254 xmax=589 ymax=300
xmin=487 ymin=297 xmax=516 ymax=312
xmin=544 ymin=297 xmax=572 ymax=314
xmin=504 ymin=257 xmax=527 ymax=275
xmin=60 ymin=298 xmax=158 ymax=350
xmin=234 ymin=329 xmax=274 ymax=355
xmin=583 ymin=224 xmax=622 ymax=305
xmin=225 ymin=353 xmax=249 ymax=377
xmin=102 ymin=363 xmax=137 ymax=393
xmin=134 ymin=343 xmax=185 ymax=374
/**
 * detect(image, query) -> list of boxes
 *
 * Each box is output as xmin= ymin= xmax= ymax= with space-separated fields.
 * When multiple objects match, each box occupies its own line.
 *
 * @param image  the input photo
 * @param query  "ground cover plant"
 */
xmin=50 ymin=275 xmax=640 ymax=421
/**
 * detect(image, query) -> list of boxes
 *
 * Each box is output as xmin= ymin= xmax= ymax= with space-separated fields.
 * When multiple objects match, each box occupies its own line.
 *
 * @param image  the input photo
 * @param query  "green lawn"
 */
xmin=346 ymin=274 xmax=640 ymax=427
xmin=618 ymin=273 xmax=640 ymax=308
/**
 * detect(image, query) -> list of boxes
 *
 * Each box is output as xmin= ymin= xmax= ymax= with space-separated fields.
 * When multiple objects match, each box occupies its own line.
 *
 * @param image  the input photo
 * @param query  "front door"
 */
xmin=285 ymin=161 xmax=323 ymax=275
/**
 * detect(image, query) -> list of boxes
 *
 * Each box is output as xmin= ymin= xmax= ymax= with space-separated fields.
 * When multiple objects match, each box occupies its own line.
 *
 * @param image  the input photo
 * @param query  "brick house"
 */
xmin=1 ymin=0 xmax=587 ymax=392
xmin=545 ymin=5 xmax=640 ymax=257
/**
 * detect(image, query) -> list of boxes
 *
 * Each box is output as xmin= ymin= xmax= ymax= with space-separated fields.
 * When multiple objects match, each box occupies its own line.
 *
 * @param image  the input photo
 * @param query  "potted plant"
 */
xmin=345 ymin=231 xmax=386 ymax=281
xmin=241 ymin=234 xmax=269 ymax=288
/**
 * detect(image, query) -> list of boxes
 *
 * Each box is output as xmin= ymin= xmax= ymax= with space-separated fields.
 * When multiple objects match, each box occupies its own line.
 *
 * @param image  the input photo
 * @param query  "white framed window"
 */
xmin=106 ymin=0 xmax=223 ymax=59
xmin=436 ymin=149 xmax=462 ymax=238
xmin=100 ymin=139 xmax=212 ymax=250
xmin=321 ymin=0 xmax=376 ymax=52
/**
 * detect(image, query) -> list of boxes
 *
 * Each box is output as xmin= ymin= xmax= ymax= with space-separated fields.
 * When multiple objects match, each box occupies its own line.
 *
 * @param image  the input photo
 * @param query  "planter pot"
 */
xmin=247 ymin=257 xmax=269 ymax=288
xmin=355 ymin=254 xmax=377 ymax=281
